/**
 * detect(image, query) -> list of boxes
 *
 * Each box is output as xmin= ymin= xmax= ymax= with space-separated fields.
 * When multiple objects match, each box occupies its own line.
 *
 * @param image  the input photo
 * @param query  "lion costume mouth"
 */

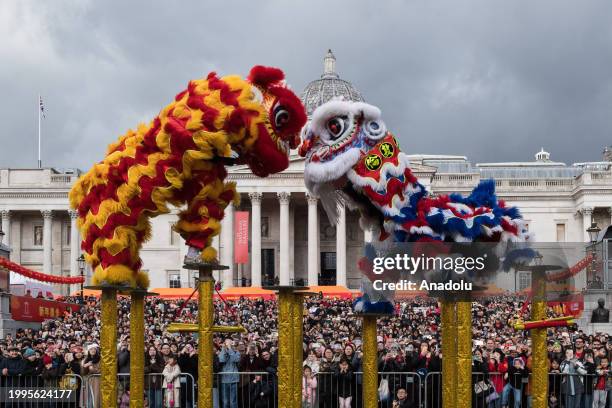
xmin=242 ymin=66 xmax=307 ymax=177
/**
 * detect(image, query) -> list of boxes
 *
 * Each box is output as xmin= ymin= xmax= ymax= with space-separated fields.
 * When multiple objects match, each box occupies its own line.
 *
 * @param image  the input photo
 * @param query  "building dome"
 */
xmin=300 ymin=50 xmax=365 ymax=116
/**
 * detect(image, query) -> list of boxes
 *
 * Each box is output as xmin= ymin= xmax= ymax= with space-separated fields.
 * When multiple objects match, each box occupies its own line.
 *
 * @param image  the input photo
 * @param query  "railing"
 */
xmin=424 ymin=371 xmax=611 ymax=408
xmin=495 ymin=178 xmax=575 ymax=192
xmin=314 ymin=371 xmax=421 ymax=408
xmin=85 ymin=372 xmax=195 ymax=408
xmin=591 ymin=171 xmax=612 ymax=181
xmin=432 ymin=174 xmax=479 ymax=186
xmin=1 ymin=370 xmax=609 ymax=407
xmin=213 ymin=372 xmax=277 ymax=408
xmin=50 ymin=174 xmax=76 ymax=184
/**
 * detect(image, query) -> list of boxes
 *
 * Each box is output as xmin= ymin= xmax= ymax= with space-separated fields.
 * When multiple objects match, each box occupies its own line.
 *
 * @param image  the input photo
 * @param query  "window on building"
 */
xmin=168 ymin=271 xmax=181 ymax=288
xmin=556 ymin=223 xmax=566 ymax=242
xmin=190 ymin=271 xmax=199 ymax=287
xmin=261 ymin=217 xmax=270 ymax=238
xmin=261 ymin=248 xmax=275 ymax=284
xmin=65 ymin=223 xmax=71 ymax=246
xmin=322 ymin=252 xmax=337 ymax=270
xmin=170 ymin=225 xmax=181 ymax=246
xmin=33 ymin=226 xmax=43 ymax=246
xmin=518 ymin=272 xmax=531 ymax=291
xmin=320 ymin=252 xmax=337 ymax=286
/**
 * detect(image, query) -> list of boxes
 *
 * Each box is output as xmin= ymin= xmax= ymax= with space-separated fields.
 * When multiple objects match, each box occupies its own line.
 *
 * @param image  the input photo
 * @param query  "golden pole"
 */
xmin=129 ymin=291 xmax=145 ymax=408
xmin=531 ymin=268 xmax=548 ymax=408
xmin=292 ymin=293 xmax=304 ymax=408
xmin=440 ymin=301 xmax=457 ymax=408
xmin=362 ymin=315 xmax=378 ymax=408
xmin=456 ymin=300 xmax=472 ymax=408
xmin=100 ymin=288 xmax=118 ymax=408
xmin=277 ymin=289 xmax=294 ymax=408
xmin=165 ymin=263 xmax=241 ymax=408
xmin=198 ymin=268 xmax=214 ymax=407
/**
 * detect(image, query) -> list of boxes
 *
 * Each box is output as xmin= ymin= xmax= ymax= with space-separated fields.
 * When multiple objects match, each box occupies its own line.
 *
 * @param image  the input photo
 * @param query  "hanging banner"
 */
xmin=11 ymin=295 xmax=81 ymax=322
xmin=234 ymin=211 xmax=249 ymax=264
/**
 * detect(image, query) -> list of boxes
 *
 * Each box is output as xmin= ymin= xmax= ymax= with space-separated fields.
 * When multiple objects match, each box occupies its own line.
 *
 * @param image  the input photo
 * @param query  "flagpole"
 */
xmin=38 ymin=95 xmax=42 ymax=169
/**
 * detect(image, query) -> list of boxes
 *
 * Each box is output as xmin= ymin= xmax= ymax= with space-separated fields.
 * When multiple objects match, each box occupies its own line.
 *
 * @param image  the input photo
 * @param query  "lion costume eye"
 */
xmin=274 ymin=105 xmax=290 ymax=129
xmin=326 ymin=116 xmax=347 ymax=140
xmin=364 ymin=120 xmax=386 ymax=140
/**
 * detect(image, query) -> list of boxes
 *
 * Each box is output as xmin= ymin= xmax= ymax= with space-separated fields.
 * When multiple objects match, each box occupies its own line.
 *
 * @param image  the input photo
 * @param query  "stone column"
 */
xmin=249 ymin=193 xmax=263 ymax=287
xmin=220 ymin=203 xmax=234 ymax=288
xmin=336 ymin=200 xmax=347 ymax=287
xmin=69 ymin=210 xmax=80 ymax=288
xmin=41 ymin=210 xmax=53 ymax=274
xmin=1 ymin=210 xmax=10 ymax=246
xmin=582 ymin=207 xmax=593 ymax=243
xmin=278 ymin=192 xmax=291 ymax=285
xmin=307 ymin=194 xmax=319 ymax=287
xmin=11 ymin=216 xmax=21 ymax=263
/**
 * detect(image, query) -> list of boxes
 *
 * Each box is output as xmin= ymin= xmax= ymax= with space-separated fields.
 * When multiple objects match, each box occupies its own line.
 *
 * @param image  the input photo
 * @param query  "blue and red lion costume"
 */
xmin=300 ymin=100 xmax=529 ymax=312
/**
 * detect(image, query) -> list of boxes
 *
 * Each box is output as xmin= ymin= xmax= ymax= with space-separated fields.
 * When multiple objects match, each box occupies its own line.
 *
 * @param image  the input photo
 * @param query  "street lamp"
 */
xmin=587 ymin=222 xmax=601 ymax=244
xmin=586 ymin=222 xmax=601 ymax=288
xmin=77 ymin=254 xmax=85 ymax=303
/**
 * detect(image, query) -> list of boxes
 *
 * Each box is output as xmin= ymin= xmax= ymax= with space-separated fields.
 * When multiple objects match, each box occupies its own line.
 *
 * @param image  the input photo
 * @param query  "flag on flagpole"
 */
xmin=39 ymin=96 xmax=45 ymax=119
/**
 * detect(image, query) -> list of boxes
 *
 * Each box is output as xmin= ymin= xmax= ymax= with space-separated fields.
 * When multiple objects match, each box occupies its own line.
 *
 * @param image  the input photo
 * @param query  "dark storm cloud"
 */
xmin=1 ymin=0 xmax=611 ymax=170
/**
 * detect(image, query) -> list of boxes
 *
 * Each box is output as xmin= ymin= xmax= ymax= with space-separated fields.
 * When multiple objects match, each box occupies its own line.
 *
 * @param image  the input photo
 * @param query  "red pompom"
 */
xmin=247 ymin=66 xmax=285 ymax=89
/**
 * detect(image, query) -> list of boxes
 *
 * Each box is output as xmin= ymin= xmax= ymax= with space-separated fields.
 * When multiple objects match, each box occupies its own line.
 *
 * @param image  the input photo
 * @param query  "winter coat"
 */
xmin=559 ymin=359 xmax=586 ymax=396
xmin=218 ymin=348 xmax=241 ymax=384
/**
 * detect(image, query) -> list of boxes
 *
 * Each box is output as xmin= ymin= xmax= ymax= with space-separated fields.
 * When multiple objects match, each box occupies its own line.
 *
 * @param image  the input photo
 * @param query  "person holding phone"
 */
xmin=219 ymin=338 xmax=241 ymax=408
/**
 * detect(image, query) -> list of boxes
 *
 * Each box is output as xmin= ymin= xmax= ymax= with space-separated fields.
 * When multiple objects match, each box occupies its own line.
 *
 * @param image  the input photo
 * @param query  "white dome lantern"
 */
xmin=535 ymin=147 xmax=550 ymax=162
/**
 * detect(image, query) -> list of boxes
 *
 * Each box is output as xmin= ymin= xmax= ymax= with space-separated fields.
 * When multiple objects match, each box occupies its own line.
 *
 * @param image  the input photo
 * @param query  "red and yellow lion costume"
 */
xmin=69 ymin=66 xmax=306 ymax=289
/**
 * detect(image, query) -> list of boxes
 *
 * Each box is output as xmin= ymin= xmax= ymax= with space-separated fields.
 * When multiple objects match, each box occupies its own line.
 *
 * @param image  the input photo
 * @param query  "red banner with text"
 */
xmin=11 ymin=296 xmax=81 ymax=322
xmin=234 ymin=211 xmax=249 ymax=264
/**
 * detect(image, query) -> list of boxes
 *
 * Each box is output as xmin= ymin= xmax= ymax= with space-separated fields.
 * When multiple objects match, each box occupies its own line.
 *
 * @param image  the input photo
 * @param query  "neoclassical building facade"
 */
xmin=1 ymin=51 xmax=612 ymax=293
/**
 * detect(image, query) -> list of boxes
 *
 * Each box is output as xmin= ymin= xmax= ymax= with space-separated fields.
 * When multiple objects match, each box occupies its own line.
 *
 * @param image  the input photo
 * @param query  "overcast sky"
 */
xmin=1 ymin=0 xmax=611 ymax=170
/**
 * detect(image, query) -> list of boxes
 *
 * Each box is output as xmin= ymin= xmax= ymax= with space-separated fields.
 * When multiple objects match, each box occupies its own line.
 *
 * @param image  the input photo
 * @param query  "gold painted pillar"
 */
xmin=362 ymin=315 xmax=378 ymax=408
xmin=100 ymin=289 xmax=118 ymax=408
xmin=292 ymin=293 xmax=304 ymax=408
xmin=129 ymin=291 xmax=145 ymax=408
xmin=456 ymin=300 xmax=472 ymax=408
xmin=198 ymin=270 xmax=215 ymax=407
xmin=441 ymin=301 xmax=457 ymax=408
xmin=277 ymin=289 xmax=294 ymax=408
xmin=531 ymin=269 xmax=548 ymax=408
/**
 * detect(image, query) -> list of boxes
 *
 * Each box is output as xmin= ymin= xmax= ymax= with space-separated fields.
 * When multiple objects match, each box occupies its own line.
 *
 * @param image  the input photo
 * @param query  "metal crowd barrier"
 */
xmin=423 ymin=371 xmax=611 ymax=408
xmin=84 ymin=372 xmax=195 ymax=408
xmin=0 ymin=369 xmax=609 ymax=407
xmin=313 ymin=371 xmax=421 ymax=408
xmin=212 ymin=372 xmax=277 ymax=408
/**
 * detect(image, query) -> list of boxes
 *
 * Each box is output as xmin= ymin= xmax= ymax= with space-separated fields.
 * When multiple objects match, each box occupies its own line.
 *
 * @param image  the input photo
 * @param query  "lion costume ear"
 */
xmin=247 ymin=66 xmax=285 ymax=89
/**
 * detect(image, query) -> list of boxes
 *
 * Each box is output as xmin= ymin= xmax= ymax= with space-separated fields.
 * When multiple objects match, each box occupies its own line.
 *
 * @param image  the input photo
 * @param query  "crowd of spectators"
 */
xmin=0 ymin=295 xmax=610 ymax=407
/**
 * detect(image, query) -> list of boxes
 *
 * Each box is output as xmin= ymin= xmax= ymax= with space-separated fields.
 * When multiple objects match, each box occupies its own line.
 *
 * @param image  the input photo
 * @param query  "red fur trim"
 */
xmin=175 ymin=89 xmax=188 ymax=101
xmin=247 ymin=66 xmax=285 ymax=88
xmin=268 ymin=87 xmax=307 ymax=139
